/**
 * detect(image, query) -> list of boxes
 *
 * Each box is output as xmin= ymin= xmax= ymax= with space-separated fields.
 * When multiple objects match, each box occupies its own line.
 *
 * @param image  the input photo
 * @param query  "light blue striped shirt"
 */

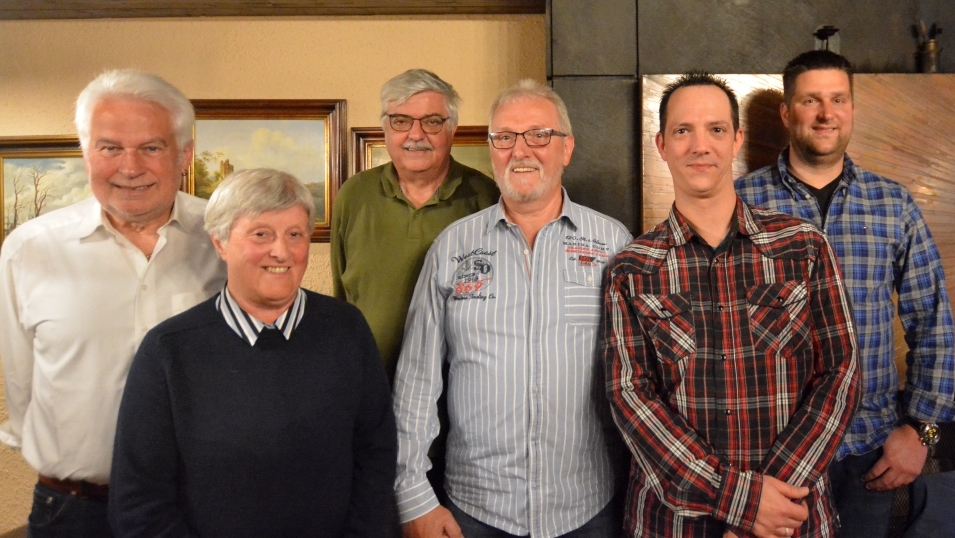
xmin=394 ymin=190 xmax=633 ymax=537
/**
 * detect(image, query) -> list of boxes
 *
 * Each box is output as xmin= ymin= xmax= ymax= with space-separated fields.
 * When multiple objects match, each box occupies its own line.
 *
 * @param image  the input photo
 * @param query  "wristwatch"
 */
xmin=903 ymin=416 xmax=941 ymax=448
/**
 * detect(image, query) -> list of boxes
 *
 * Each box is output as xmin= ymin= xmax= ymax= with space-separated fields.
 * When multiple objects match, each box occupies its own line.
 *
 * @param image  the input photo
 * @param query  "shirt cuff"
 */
xmin=905 ymin=386 xmax=955 ymax=423
xmin=713 ymin=465 xmax=761 ymax=531
xmin=0 ymin=422 xmax=21 ymax=450
xmin=396 ymin=478 xmax=440 ymax=524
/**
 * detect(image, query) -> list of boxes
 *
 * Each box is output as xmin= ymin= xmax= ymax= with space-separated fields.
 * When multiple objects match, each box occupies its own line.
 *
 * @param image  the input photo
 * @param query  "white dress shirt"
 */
xmin=0 ymin=192 xmax=226 ymax=483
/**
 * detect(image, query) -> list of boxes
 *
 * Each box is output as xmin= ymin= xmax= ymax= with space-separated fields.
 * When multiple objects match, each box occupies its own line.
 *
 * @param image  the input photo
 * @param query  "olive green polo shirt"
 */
xmin=331 ymin=158 xmax=498 ymax=382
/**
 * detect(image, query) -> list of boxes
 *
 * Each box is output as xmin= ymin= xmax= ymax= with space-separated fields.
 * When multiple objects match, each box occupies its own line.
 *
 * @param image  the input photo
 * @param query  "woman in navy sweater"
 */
xmin=109 ymin=169 xmax=397 ymax=537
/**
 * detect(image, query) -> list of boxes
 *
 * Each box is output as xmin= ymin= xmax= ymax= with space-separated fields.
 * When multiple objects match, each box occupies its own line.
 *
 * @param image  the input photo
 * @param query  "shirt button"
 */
xmin=523 ymin=249 xmax=529 ymax=255
xmin=725 ymin=409 xmax=732 ymax=415
xmin=721 ymin=354 xmax=727 ymax=360
xmin=587 ymin=275 xmax=594 ymax=283
xmin=805 ymin=194 xmax=811 ymax=199
xmin=717 ymin=305 xmax=724 ymax=312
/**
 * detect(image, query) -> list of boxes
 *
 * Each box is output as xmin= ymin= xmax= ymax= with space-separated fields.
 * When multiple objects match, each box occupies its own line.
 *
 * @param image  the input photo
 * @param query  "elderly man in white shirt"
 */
xmin=0 ymin=69 xmax=225 ymax=538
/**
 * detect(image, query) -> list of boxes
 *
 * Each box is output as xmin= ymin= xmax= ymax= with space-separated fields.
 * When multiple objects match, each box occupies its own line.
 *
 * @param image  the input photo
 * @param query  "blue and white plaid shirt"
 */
xmin=736 ymin=150 xmax=955 ymax=459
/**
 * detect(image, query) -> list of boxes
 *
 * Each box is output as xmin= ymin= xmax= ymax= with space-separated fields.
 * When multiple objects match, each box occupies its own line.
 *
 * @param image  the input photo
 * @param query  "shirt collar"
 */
xmin=777 ymin=147 xmax=859 ymax=192
xmin=486 ymin=187 xmax=577 ymax=234
xmin=380 ymin=157 xmax=467 ymax=205
xmin=666 ymin=196 xmax=756 ymax=247
xmin=216 ymin=285 xmax=307 ymax=346
xmin=72 ymin=192 xmax=192 ymax=241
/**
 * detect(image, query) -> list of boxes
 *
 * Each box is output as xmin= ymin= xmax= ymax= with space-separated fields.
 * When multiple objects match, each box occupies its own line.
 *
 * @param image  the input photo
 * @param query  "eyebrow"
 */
xmin=93 ymin=137 xmax=169 ymax=147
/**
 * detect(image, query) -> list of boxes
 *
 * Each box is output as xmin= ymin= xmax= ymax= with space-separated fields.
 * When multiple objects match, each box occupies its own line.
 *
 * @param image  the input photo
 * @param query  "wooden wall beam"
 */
xmin=0 ymin=0 xmax=545 ymax=20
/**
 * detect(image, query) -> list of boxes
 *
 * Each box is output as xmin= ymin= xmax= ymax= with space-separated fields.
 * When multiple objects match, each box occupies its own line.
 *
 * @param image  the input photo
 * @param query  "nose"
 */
xmin=407 ymin=118 xmax=427 ymax=140
xmin=119 ymin=149 xmax=145 ymax=177
xmin=817 ymin=100 xmax=834 ymax=120
xmin=269 ymin=236 xmax=291 ymax=261
xmin=689 ymin=130 xmax=710 ymax=154
xmin=511 ymin=134 xmax=533 ymax=158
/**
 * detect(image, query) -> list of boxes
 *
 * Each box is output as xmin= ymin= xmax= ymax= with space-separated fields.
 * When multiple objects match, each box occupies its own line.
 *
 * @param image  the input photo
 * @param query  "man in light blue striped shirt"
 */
xmin=394 ymin=80 xmax=633 ymax=538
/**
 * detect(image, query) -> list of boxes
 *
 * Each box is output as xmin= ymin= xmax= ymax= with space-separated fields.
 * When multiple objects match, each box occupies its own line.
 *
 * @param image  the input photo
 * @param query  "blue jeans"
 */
xmin=27 ymin=482 xmax=113 ymax=538
xmin=446 ymin=498 xmax=619 ymax=538
xmin=829 ymin=449 xmax=894 ymax=538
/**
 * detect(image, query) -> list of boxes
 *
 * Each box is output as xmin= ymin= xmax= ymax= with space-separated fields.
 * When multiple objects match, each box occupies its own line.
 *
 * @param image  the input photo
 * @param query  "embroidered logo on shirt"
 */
xmin=564 ymin=235 xmax=610 ymax=265
xmin=451 ymin=256 xmax=495 ymax=301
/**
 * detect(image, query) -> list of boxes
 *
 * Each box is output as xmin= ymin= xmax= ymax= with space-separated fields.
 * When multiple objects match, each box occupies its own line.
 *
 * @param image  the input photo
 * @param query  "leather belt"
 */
xmin=38 ymin=474 xmax=109 ymax=501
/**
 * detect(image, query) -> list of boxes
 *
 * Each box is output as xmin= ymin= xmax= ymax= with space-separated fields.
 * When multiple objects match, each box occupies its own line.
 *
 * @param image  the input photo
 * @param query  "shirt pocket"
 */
xmin=746 ymin=281 xmax=810 ymax=356
xmin=563 ymin=265 xmax=602 ymax=326
xmin=631 ymin=293 xmax=695 ymax=364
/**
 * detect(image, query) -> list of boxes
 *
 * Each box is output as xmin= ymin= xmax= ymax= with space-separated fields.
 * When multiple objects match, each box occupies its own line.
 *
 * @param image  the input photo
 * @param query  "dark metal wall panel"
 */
xmin=552 ymin=77 xmax=639 ymax=233
xmin=637 ymin=1 xmax=954 ymax=74
xmin=551 ymin=0 xmax=636 ymax=76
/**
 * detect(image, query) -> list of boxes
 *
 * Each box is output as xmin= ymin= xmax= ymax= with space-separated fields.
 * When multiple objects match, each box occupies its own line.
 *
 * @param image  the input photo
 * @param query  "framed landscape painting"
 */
xmin=1 ymin=136 xmax=86 ymax=244
xmin=191 ymin=100 xmax=347 ymax=242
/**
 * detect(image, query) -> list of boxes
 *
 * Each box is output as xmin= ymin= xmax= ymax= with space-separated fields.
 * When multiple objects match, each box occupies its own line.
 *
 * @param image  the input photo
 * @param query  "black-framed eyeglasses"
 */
xmin=487 ymin=128 xmax=567 ymax=149
xmin=386 ymin=114 xmax=449 ymax=134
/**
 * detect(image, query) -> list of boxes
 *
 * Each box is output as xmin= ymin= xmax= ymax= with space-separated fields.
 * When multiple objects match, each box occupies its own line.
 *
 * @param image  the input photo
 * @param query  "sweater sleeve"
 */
xmin=109 ymin=331 xmax=195 ymax=538
xmin=344 ymin=308 xmax=398 ymax=537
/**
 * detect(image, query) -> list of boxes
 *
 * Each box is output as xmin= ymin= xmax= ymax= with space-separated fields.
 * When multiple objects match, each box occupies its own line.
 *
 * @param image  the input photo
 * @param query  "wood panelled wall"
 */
xmin=642 ymin=74 xmax=955 ymax=377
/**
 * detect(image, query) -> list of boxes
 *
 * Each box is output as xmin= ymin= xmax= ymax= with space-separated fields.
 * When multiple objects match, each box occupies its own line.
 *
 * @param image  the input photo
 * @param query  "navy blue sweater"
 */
xmin=109 ymin=290 xmax=397 ymax=537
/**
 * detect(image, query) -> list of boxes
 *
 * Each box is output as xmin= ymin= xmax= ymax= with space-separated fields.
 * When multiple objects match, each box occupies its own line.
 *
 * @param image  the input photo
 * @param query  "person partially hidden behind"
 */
xmin=602 ymin=72 xmax=860 ymax=538
xmin=108 ymin=169 xmax=397 ymax=537
xmin=736 ymin=50 xmax=955 ymax=537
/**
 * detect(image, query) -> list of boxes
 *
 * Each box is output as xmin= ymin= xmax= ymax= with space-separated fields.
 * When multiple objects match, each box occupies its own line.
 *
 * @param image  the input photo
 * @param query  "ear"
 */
xmin=779 ymin=102 xmax=791 ymax=130
xmin=732 ymin=128 xmax=745 ymax=157
xmin=562 ymin=134 xmax=575 ymax=167
xmin=655 ymin=131 xmax=667 ymax=161
xmin=211 ymin=234 xmax=228 ymax=261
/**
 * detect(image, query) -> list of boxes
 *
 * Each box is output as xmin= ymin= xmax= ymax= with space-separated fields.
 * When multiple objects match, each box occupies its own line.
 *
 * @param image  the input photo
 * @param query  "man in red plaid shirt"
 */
xmin=601 ymin=72 xmax=861 ymax=538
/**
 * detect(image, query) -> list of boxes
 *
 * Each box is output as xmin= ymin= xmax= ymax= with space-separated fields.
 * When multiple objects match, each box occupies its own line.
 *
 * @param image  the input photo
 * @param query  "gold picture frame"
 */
xmin=0 ymin=136 xmax=86 ymax=245
xmin=191 ymin=99 xmax=347 ymax=242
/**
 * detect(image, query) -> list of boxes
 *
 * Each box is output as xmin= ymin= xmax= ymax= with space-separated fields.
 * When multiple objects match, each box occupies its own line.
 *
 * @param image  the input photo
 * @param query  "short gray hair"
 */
xmin=75 ymin=69 xmax=194 ymax=155
xmin=489 ymin=79 xmax=573 ymax=135
xmin=380 ymin=69 xmax=461 ymax=130
xmin=204 ymin=168 xmax=315 ymax=243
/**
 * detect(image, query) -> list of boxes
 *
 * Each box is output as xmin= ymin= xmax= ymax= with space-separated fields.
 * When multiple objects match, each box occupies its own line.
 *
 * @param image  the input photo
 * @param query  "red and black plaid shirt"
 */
xmin=601 ymin=198 xmax=860 ymax=537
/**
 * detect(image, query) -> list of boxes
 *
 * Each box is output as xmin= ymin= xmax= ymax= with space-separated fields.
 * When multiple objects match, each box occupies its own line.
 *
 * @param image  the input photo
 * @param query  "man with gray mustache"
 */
xmin=394 ymin=79 xmax=632 ymax=538
xmin=331 ymin=69 xmax=498 ymax=385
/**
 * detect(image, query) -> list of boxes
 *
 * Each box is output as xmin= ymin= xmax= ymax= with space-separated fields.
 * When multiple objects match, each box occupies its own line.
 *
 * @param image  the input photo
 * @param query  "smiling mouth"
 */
xmin=511 ymin=166 xmax=537 ymax=173
xmin=265 ymin=267 xmax=289 ymax=273
xmin=114 ymin=184 xmax=153 ymax=191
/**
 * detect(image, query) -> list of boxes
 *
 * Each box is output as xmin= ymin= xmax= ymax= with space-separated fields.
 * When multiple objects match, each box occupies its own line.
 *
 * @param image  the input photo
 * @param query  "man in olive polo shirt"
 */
xmin=331 ymin=69 xmax=498 ymax=383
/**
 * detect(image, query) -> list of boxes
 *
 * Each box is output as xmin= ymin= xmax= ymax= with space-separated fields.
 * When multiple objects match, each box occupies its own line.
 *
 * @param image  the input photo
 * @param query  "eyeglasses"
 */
xmin=386 ymin=114 xmax=449 ymax=134
xmin=488 ymin=128 xmax=567 ymax=149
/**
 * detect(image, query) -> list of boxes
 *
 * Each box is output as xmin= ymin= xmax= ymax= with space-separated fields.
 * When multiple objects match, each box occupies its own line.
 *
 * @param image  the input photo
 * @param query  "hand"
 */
xmin=750 ymin=475 xmax=809 ymax=538
xmin=862 ymin=425 xmax=928 ymax=491
xmin=402 ymin=506 xmax=463 ymax=538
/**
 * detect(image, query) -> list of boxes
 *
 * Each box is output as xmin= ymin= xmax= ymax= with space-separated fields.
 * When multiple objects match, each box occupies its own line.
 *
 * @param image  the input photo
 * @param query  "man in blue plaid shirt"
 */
xmin=735 ymin=50 xmax=955 ymax=537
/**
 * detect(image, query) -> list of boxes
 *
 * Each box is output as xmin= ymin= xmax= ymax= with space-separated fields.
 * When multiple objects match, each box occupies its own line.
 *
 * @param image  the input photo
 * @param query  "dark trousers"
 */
xmin=28 ymin=481 xmax=113 ymax=538
xmin=446 ymin=498 xmax=620 ymax=538
xmin=829 ymin=449 xmax=894 ymax=538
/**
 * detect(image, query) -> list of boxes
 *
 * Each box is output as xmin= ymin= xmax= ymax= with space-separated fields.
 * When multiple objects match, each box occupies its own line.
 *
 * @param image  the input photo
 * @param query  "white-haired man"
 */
xmin=394 ymin=80 xmax=632 ymax=538
xmin=0 ymin=70 xmax=225 ymax=537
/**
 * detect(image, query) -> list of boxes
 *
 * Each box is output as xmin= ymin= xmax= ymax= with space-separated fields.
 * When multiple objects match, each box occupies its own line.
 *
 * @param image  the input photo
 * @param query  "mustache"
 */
xmin=507 ymin=157 xmax=542 ymax=171
xmin=402 ymin=140 xmax=434 ymax=151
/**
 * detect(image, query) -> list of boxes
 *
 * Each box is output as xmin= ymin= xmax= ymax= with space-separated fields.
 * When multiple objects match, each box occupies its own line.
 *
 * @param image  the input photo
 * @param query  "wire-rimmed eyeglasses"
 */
xmin=488 ymin=128 xmax=568 ymax=149
xmin=386 ymin=114 xmax=449 ymax=134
